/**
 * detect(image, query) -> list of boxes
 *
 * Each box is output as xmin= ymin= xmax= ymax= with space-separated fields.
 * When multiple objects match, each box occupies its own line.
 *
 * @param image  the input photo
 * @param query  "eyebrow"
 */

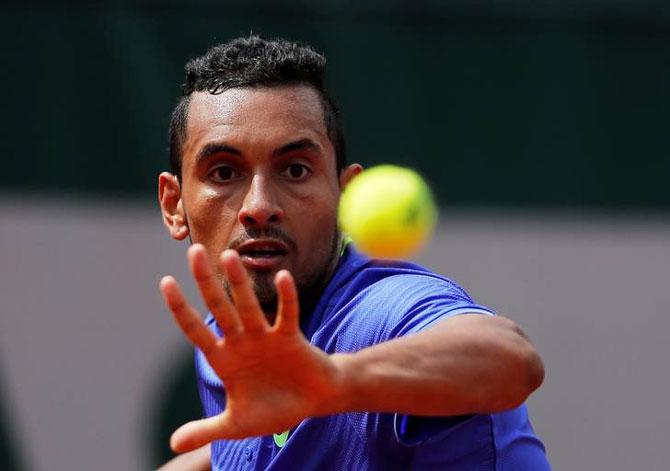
xmin=196 ymin=138 xmax=321 ymax=164
xmin=273 ymin=138 xmax=321 ymax=157
xmin=195 ymin=142 xmax=242 ymax=163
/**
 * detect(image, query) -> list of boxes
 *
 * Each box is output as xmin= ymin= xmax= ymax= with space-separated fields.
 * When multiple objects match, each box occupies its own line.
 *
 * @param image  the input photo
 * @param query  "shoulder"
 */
xmin=339 ymin=248 xmax=490 ymax=314
xmin=355 ymin=266 xmax=474 ymax=304
xmin=314 ymin=248 xmax=493 ymax=348
xmin=334 ymin=245 xmax=475 ymax=302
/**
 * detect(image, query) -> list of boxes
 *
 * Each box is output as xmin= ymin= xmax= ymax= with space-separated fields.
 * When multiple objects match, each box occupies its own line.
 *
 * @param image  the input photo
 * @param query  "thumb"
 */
xmin=170 ymin=412 xmax=236 ymax=453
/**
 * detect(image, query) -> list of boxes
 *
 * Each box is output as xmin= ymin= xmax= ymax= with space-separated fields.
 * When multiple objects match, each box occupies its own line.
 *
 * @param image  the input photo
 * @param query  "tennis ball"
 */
xmin=338 ymin=165 xmax=438 ymax=258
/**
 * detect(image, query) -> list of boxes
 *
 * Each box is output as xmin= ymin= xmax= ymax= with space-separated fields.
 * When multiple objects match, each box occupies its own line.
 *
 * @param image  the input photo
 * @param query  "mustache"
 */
xmin=228 ymin=227 xmax=297 ymax=252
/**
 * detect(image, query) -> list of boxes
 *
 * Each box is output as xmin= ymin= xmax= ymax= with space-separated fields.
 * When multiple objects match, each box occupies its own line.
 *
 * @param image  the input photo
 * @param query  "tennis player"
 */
xmin=158 ymin=36 xmax=550 ymax=470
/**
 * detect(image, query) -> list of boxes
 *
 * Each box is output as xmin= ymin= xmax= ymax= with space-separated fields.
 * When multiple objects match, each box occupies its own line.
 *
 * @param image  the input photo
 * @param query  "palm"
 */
xmin=159 ymin=245 xmax=342 ymax=452
xmin=212 ymin=328 xmax=338 ymax=430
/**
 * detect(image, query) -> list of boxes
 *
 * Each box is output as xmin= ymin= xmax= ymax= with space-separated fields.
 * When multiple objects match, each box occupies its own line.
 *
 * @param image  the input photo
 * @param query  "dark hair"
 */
xmin=168 ymin=35 xmax=346 ymax=178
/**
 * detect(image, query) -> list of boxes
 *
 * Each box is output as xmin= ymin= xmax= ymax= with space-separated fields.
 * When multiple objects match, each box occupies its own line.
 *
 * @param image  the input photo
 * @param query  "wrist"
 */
xmin=329 ymin=352 xmax=372 ymax=413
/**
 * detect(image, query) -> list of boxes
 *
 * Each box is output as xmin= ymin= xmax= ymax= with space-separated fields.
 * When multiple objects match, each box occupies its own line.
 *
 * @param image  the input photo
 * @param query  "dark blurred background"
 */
xmin=2 ymin=1 xmax=669 ymax=470
xmin=4 ymin=0 xmax=670 ymax=208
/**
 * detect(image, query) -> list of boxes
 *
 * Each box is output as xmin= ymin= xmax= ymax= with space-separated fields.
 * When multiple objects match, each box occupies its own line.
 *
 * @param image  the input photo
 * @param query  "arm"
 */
xmin=333 ymin=313 xmax=544 ymax=417
xmin=160 ymin=244 xmax=544 ymax=453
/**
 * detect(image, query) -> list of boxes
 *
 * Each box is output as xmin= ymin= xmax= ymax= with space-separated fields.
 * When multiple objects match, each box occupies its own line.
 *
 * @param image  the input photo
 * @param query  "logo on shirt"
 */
xmin=273 ymin=430 xmax=289 ymax=448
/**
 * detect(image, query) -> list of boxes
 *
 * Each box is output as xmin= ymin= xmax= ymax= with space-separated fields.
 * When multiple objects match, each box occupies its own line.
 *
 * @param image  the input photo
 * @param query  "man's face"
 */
xmin=160 ymin=85 xmax=359 ymax=314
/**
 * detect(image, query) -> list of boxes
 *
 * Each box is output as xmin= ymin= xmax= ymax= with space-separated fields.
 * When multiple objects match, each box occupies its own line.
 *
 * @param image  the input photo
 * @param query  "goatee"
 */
xmin=224 ymin=226 xmax=342 ymax=326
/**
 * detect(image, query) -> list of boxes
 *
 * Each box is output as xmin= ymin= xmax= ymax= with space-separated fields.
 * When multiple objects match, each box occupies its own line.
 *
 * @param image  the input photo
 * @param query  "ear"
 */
xmin=339 ymin=163 xmax=363 ymax=190
xmin=158 ymin=172 xmax=189 ymax=241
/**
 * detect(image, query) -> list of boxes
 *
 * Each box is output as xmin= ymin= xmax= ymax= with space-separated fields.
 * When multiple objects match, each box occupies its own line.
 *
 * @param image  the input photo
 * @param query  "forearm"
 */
xmin=331 ymin=314 xmax=544 ymax=416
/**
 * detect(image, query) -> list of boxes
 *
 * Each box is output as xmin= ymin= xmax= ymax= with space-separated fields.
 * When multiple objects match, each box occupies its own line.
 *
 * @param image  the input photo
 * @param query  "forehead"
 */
xmin=184 ymin=85 xmax=329 ymax=154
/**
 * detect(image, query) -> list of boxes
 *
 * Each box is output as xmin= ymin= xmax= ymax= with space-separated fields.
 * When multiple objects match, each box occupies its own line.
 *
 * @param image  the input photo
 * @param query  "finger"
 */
xmin=188 ymin=244 xmax=242 ymax=336
xmin=220 ymin=249 xmax=268 ymax=332
xmin=170 ymin=412 xmax=237 ymax=453
xmin=274 ymin=270 xmax=299 ymax=333
xmin=159 ymin=276 xmax=218 ymax=355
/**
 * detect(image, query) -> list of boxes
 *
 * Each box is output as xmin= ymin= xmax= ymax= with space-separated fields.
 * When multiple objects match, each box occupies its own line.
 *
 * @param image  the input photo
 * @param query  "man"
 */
xmin=158 ymin=36 xmax=550 ymax=470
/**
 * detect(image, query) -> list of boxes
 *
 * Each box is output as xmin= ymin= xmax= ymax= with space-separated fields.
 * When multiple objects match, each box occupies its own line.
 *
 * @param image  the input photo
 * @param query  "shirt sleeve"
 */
xmin=379 ymin=272 xmax=495 ymax=339
xmin=363 ymin=273 xmax=495 ymax=446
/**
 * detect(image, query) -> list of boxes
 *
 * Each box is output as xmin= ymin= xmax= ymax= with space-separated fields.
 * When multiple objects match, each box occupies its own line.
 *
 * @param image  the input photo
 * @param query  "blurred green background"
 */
xmin=4 ymin=0 xmax=669 ymax=209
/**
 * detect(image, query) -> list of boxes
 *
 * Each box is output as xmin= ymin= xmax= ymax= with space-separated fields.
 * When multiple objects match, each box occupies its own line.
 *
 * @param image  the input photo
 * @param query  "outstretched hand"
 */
xmin=159 ymin=245 xmax=346 ymax=453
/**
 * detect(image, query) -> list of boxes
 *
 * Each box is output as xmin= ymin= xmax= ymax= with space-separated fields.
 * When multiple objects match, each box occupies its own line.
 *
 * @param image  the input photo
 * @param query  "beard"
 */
xmin=224 ymin=224 xmax=341 ymax=324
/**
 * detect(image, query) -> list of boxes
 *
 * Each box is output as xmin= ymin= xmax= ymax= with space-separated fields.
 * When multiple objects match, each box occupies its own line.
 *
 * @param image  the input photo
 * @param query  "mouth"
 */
xmin=236 ymin=239 xmax=290 ymax=270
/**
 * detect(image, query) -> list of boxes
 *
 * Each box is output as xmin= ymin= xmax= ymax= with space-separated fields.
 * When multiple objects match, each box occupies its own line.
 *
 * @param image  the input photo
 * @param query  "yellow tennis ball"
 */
xmin=339 ymin=165 xmax=438 ymax=258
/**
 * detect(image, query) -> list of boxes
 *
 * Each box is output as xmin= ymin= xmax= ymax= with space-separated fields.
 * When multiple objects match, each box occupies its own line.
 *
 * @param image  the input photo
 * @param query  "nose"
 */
xmin=238 ymin=174 xmax=284 ymax=227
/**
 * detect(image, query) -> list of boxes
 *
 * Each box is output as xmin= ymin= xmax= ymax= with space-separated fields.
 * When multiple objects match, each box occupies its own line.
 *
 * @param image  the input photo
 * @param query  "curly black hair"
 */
xmin=168 ymin=35 xmax=346 ymax=178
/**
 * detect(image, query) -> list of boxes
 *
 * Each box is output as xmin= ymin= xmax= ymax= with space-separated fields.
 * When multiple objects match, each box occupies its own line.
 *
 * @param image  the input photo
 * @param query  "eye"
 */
xmin=210 ymin=166 xmax=240 ymax=182
xmin=283 ymin=163 xmax=310 ymax=180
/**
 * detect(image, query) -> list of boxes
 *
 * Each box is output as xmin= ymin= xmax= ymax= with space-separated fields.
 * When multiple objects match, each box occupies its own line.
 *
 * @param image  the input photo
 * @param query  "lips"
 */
xmin=236 ymin=239 xmax=289 ymax=270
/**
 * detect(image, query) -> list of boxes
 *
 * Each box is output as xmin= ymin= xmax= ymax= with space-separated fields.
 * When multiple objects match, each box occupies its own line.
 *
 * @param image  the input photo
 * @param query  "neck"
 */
xmin=296 ymin=231 xmax=345 ymax=321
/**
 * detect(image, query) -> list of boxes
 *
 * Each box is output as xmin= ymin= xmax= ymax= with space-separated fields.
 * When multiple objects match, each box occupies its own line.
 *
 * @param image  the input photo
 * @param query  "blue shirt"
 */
xmin=196 ymin=246 xmax=550 ymax=470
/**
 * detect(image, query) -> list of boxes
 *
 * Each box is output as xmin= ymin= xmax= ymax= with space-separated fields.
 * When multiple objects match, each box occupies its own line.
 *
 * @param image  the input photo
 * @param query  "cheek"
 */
xmin=292 ymin=197 xmax=339 ymax=251
xmin=185 ymin=191 xmax=239 ymax=242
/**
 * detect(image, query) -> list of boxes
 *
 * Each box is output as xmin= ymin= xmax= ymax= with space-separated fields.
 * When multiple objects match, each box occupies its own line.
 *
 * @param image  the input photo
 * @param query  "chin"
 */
xmin=250 ymin=274 xmax=279 ymax=312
